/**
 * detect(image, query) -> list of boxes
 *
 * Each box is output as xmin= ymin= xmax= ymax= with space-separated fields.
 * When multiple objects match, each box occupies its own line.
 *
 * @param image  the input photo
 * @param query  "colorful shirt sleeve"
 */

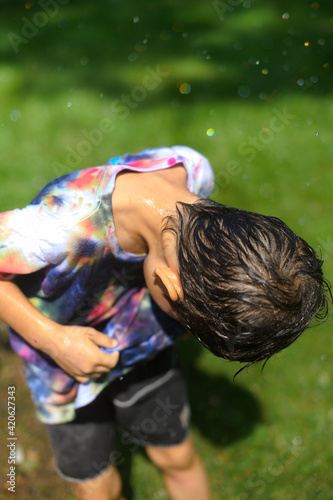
xmin=0 ymin=205 xmax=71 ymax=278
xmin=170 ymin=145 xmax=215 ymax=198
xmin=0 ymin=167 xmax=105 ymax=279
xmin=107 ymin=145 xmax=215 ymax=199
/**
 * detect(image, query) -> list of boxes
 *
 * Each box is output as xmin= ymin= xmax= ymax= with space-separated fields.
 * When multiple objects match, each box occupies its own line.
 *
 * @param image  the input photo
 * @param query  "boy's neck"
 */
xmin=112 ymin=165 xmax=199 ymax=318
xmin=112 ymin=166 xmax=199 ymax=258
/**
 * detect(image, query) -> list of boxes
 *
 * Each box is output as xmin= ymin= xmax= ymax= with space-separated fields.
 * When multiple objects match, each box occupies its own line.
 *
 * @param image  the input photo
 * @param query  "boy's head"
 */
xmin=164 ymin=200 xmax=331 ymax=367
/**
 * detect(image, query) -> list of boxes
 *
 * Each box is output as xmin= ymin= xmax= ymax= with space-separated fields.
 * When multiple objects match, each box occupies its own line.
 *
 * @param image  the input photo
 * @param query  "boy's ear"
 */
xmin=154 ymin=267 xmax=184 ymax=302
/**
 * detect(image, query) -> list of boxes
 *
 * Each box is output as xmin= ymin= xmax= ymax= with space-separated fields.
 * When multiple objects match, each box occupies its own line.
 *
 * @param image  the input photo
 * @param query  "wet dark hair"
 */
xmin=164 ymin=200 xmax=331 ymax=370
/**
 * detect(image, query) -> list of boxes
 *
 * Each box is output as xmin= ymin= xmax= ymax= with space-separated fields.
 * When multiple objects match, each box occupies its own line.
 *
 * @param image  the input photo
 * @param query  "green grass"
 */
xmin=0 ymin=1 xmax=333 ymax=498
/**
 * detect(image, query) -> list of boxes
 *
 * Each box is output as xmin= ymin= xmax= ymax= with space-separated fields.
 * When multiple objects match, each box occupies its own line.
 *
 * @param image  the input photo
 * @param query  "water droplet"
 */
xmin=310 ymin=75 xmax=319 ymax=83
xmin=310 ymin=2 xmax=320 ymax=10
xmin=261 ymin=68 xmax=269 ymax=75
xmin=179 ymin=82 xmax=191 ymax=94
xmin=292 ymin=436 xmax=302 ymax=446
xmin=58 ymin=18 xmax=70 ymax=29
xmin=80 ymin=57 xmax=89 ymax=65
xmin=259 ymin=183 xmax=274 ymax=198
xmin=206 ymin=128 xmax=215 ymax=136
xmin=238 ymin=85 xmax=251 ymax=98
xmin=209 ymin=394 xmax=221 ymax=407
xmin=133 ymin=16 xmax=140 ymax=23
xmin=318 ymin=38 xmax=325 ymax=46
xmin=25 ymin=2 xmax=33 ymax=8
xmin=135 ymin=41 xmax=146 ymax=52
xmin=160 ymin=30 xmax=171 ymax=41
xmin=128 ymin=52 xmax=137 ymax=62
xmin=234 ymin=41 xmax=243 ymax=51
xmin=306 ymin=119 xmax=313 ymax=125
xmin=304 ymin=41 xmax=310 ymax=47
xmin=67 ymin=101 xmax=72 ymax=108
xmin=316 ymin=132 xmax=319 ymax=136
xmin=318 ymin=372 xmax=330 ymax=387
xmin=297 ymin=78 xmax=305 ymax=86
xmin=10 ymin=109 xmax=21 ymax=121
xmin=172 ymin=22 xmax=184 ymax=33
xmin=323 ymin=62 xmax=330 ymax=69
xmin=283 ymin=37 xmax=293 ymax=47
xmin=282 ymin=12 xmax=289 ymax=20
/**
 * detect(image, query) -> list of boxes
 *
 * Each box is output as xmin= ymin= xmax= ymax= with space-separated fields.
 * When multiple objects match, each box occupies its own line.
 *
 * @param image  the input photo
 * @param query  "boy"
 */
xmin=0 ymin=146 xmax=329 ymax=500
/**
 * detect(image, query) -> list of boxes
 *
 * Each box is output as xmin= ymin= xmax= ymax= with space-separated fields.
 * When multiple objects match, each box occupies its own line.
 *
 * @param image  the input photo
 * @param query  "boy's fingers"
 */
xmin=98 ymin=350 xmax=120 ymax=369
xmin=74 ymin=353 xmax=120 ymax=382
xmin=89 ymin=330 xmax=118 ymax=349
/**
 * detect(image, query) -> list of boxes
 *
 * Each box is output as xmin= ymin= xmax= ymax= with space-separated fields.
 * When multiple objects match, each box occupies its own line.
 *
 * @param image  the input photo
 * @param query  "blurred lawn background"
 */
xmin=0 ymin=0 xmax=333 ymax=499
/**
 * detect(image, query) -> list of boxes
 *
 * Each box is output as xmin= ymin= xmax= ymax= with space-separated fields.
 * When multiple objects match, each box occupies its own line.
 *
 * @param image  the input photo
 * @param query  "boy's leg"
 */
xmin=46 ymin=388 xmax=125 ymax=500
xmin=114 ymin=347 xmax=210 ymax=499
xmin=69 ymin=464 xmax=125 ymax=500
xmin=146 ymin=435 xmax=210 ymax=500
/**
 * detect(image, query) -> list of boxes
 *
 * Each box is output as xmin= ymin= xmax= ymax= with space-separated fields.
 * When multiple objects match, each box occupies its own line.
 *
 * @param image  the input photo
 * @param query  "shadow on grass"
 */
xmin=176 ymin=337 xmax=263 ymax=446
xmin=0 ymin=0 xmax=332 ymax=105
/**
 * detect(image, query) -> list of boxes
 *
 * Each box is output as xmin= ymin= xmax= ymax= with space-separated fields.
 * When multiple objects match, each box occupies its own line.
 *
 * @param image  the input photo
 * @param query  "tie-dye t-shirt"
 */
xmin=0 ymin=146 xmax=214 ymax=423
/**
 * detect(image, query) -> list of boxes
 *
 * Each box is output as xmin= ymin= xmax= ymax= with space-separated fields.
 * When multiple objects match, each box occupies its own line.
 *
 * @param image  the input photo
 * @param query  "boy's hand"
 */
xmin=43 ymin=325 xmax=120 ymax=383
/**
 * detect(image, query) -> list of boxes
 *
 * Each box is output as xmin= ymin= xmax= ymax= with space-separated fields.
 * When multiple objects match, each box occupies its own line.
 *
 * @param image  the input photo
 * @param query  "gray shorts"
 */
xmin=46 ymin=347 xmax=190 ymax=482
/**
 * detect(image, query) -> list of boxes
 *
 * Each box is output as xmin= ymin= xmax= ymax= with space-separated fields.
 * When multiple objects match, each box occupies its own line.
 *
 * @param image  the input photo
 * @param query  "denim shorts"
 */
xmin=46 ymin=347 xmax=190 ymax=482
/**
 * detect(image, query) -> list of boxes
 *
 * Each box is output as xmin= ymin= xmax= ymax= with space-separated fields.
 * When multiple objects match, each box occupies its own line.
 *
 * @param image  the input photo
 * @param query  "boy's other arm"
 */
xmin=0 ymin=280 xmax=119 ymax=383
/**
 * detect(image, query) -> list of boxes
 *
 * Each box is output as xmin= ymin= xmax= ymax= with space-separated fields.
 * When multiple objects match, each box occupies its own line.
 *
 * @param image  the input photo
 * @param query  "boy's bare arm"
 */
xmin=0 ymin=280 xmax=119 ymax=383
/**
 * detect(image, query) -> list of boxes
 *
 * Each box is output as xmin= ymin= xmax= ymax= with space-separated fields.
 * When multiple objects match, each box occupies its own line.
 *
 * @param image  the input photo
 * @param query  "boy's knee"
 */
xmin=146 ymin=437 xmax=197 ymax=472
